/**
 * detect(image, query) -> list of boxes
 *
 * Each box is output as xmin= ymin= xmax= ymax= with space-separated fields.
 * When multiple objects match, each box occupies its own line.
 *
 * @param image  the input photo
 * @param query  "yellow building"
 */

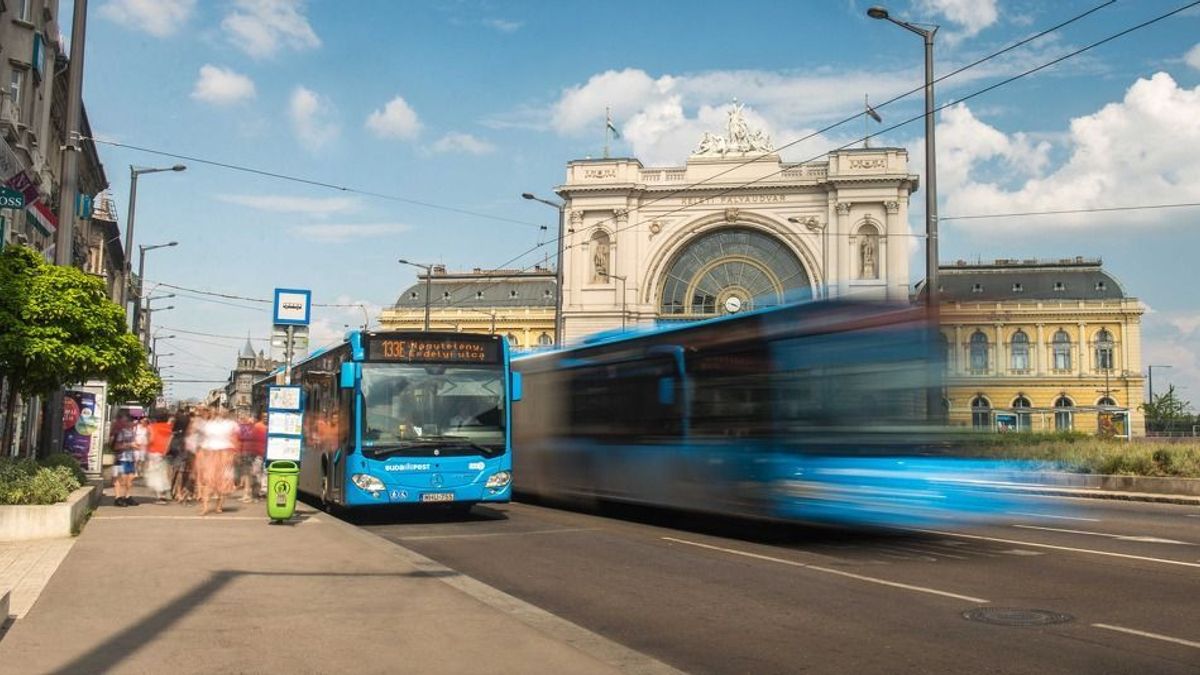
xmin=936 ymin=258 xmax=1145 ymax=436
xmin=378 ymin=266 xmax=556 ymax=349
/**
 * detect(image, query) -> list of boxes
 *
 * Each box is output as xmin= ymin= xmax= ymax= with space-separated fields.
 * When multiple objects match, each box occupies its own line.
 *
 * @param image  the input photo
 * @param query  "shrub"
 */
xmin=39 ymin=453 xmax=87 ymax=485
xmin=0 ymin=457 xmax=83 ymax=505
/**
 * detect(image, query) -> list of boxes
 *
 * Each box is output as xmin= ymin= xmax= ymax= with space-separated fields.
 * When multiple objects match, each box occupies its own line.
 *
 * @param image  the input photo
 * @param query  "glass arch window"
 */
xmin=659 ymin=227 xmax=810 ymax=318
xmin=1095 ymin=328 xmax=1115 ymax=371
xmin=1010 ymin=330 xmax=1030 ymax=372
xmin=1012 ymin=395 xmax=1032 ymax=432
xmin=537 ymin=333 xmax=552 ymax=346
xmin=969 ymin=331 xmax=989 ymax=373
xmin=1052 ymin=330 xmax=1072 ymax=371
xmin=971 ymin=395 xmax=991 ymax=430
xmin=1097 ymin=396 xmax=1116 ymax=407
xmin=1054 ymin=396 xmax=1073 ymax=431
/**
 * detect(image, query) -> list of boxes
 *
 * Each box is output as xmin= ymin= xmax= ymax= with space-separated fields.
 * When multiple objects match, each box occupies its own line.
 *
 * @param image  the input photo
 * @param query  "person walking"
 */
xmin=109 ymin=411 xmax=138 ymax=506
xmin=195 ymin=408 xmax=239 ymax=515
xmin=133 ymin=416 xmax=150 ymax=478
xmin=239 ymin=412 xmax=267 ymax=503
xmin=169 ymin=407 xmax=196 ymax=503
xmin=145 ymin=412 xmax=174 ymax=504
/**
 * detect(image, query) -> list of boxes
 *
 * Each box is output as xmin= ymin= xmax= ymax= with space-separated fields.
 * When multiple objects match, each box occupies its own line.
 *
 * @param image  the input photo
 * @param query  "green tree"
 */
xmin=1140 ymin=385 xmax=1193 ymax=434
xmin=0 ymin=245 xmax=155 ymax=453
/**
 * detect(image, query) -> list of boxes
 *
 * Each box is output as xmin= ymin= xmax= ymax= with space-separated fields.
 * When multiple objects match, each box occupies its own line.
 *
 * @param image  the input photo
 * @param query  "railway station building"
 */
xmin=554 ymin=103 xmax=919 ymax=343
xmin=935 ymin=258 xmax=1146 ymax=436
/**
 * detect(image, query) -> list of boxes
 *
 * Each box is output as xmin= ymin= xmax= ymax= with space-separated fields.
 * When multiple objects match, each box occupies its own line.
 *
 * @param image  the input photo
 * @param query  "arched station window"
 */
xmin=1095 ymin=329 xmax=1115 ymax=371
xmin=1010 ymin=330 xmax=1030 ymax=372
xmin=971 ymin=395 xmax=992 ymax=430
xmin=969 ymin=331 xmax=989 ymax=373
xmin=1054 ymin=396 xmax=1073 ymax=431
xmin=1052 ymin=330 xmax=1072 ymax=371
xmin=1012 ymin=395 xmax=1032 ymax=432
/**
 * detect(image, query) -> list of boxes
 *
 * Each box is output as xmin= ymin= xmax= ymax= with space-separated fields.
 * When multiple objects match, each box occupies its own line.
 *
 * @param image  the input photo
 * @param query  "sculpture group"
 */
xmin=693 ymin=99 xmax=774 ymax=157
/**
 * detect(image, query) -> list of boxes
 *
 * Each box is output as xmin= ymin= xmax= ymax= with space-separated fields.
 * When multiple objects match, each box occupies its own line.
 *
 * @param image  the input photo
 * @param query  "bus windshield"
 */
xmin=361 ymin=363 xmax=505 ymax=450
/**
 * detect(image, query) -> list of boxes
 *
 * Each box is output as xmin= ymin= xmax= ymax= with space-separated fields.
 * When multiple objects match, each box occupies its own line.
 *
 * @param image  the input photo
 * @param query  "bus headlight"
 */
xmin=485 ymin=471 xmax=511 ymax=489
xmin=351 ymin=474 xmax=385 ymax=494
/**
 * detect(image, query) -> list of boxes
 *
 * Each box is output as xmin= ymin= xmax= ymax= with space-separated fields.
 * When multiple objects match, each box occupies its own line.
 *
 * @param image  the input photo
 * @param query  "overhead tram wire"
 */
xmin=433 ymin=0 xmax=1200 ymax=313
xmin=85 ymin=140 xmax=546 ymax=231
xmin=160 ymin=326 xmax=270 ymax=342
xmin=940 ymin=201 xmax=1200 ymax=221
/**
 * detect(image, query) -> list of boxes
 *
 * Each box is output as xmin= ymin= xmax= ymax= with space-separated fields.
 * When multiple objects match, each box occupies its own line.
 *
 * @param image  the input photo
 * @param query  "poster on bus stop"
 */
xmin=62 ymin=389 xmax=99 ymax=472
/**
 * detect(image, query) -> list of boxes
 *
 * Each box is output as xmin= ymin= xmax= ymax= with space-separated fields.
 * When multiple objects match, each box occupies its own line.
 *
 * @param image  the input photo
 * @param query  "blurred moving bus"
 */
xmin=269 ymin=330 xmax=515 ymax=510
xmin=512 ymin=300 xmax=1011 ymax=527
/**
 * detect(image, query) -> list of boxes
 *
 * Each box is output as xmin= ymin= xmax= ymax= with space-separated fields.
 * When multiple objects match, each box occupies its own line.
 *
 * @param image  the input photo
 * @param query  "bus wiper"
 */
xmin=363 ymin=441 xmax=442 ymax=458
xmin=421 ymin=435 xmax=503 ymax=457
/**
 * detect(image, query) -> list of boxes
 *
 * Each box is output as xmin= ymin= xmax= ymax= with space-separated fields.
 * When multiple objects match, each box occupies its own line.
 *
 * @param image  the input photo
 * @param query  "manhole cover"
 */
xmin=962 ymin=607 xmax=1074 ymax=627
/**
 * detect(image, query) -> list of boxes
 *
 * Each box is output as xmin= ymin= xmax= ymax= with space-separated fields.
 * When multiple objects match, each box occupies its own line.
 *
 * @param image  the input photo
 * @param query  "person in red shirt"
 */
xmin=239 ymin=412 xmax=267 ymax=503
xmin=145 ymin=413 xmax=175 ymax=504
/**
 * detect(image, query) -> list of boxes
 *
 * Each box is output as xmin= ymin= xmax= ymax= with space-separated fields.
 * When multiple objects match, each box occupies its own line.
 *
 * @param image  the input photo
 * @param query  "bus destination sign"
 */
xmin=367 ymin=337 xmax=500 ymax=364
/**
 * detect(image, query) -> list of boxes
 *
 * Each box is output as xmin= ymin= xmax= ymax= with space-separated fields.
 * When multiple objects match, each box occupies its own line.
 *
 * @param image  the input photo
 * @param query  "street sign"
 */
xmin=273 ymin=288 xmax=312 ymax=326
xmin=0 ymin=187 xmax=25 ymax=209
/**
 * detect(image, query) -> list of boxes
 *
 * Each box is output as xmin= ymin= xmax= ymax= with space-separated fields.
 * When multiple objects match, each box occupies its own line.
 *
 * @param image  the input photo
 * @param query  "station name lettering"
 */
xmin=583 ymin=168 xmax=618 ymax=179
xmin=681 ymin=194 xmax=786 ymax=206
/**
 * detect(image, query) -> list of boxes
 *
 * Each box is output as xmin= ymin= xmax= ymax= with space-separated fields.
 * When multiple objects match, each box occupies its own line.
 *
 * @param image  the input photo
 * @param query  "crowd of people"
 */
xmin=109 ymin=407 xmax=267 ymax=514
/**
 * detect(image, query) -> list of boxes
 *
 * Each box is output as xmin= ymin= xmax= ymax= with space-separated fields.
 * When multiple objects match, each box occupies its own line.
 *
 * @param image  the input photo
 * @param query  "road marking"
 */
xmin=910 ymin=529 xmax=1200 ymax=569
xmin=1000 ymin=549 xmax=1045 ymax=556
xmin=662 ymin=536 xmax=988 ymax=603
xmin=398 ymin=527 xmax=599 ymax=541
xmin=1092 ymin=623 xmax=1200 ymax=650
xmin=1007 ymin=511 xmax=1101 ymax=522
xmin=1013 ymin=524 xmax=1193 ymax=545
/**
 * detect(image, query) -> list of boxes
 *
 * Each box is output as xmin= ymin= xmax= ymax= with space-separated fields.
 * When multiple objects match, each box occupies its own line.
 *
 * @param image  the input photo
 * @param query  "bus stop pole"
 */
xmin=284 ymin=325 xmax=294 ymax=386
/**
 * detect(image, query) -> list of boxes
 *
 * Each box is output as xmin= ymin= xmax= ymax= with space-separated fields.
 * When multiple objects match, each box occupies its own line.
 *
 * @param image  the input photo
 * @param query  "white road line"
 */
xmin=662 ymin=536 xmax=988 ymax=603
xmin=1013 ymin=524 xmax=1193 ymax=545
xmin=910 ymin=529 xmax=1200 ymax=569
xmin=1092 ymin=623 xmax=1200 ymax=650
xmin=1007 ymin=511 xmax=1101 ymax=522
xmin=399 ymin=527 xmax=599 ymax=541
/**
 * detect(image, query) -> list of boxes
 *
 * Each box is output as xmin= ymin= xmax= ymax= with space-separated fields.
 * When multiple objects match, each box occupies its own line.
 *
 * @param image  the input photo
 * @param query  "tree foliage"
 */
xmin=0 ymin=245 xmax=155 ymax=400
xmin=1140 ymin=385 xmax=1195 ymax=433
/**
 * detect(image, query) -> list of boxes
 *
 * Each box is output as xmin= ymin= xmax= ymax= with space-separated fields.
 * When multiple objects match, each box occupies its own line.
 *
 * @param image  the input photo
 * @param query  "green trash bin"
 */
xmin=266 ymin=460 xmax=300 ymax=521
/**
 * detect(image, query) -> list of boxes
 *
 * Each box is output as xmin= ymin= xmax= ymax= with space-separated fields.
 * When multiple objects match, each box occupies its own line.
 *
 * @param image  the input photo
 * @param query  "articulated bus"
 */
xmin=512 ymin=300 xmax=1016 ymax=527
xmin=263 ymin=330 xmax=515 ymax=510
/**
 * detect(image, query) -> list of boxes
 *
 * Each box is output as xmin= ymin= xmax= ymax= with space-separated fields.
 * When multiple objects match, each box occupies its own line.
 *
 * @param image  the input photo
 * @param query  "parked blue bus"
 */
xmin=278 ymin=330 xmax=515 ymax=510
xmin=512 ymin=300 xmax=1018 ymax=527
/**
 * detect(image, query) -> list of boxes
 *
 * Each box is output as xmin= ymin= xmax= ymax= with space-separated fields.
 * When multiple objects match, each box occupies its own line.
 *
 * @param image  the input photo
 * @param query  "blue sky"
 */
xmin=81 ymin=0 xmax=1200 ymax=402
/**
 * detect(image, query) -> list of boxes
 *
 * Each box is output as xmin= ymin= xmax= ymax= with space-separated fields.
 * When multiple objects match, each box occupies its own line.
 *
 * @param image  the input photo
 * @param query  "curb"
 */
xmin=318 ymin=506 xmax=683 ymax=675
xmin=998 ymin=483 xmax=1200 ymax=506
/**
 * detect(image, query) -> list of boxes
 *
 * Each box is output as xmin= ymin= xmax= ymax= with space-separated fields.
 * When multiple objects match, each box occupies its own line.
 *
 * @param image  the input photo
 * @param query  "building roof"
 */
xmin=394 ymin=267 xmax=557 ymax=309
xmin=240 ymin=337 xmax=256 ymax=358
xmin=934 ymin=257 xmax=1127 ymax=301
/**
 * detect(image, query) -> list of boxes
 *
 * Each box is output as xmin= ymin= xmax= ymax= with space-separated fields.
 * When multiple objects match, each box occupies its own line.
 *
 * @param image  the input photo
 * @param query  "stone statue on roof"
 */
xmin=692 ymin=98 xmax=774 ymax=157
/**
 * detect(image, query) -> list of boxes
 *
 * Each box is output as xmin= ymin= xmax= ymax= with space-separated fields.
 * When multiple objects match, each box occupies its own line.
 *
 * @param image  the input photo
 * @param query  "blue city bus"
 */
xmin=283 ymin=330 xmax=515 ymax=510
xmin=512 ymin=300 xmax=1019 ymax=527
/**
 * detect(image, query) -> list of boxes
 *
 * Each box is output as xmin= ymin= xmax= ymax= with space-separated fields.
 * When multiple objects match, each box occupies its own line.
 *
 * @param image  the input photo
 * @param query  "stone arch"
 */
xmin=640 ymin=211 xmax=818 ymax=306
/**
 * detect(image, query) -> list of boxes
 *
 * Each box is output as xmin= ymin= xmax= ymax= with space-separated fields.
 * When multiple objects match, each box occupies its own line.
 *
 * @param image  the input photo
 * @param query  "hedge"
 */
xmin=0 ymin=456 xmax=84 ymax=505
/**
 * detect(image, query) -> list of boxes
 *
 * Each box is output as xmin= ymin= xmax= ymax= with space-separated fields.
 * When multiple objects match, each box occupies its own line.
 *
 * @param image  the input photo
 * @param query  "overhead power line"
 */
xmin=940 ymin=201 xmax=1200 ymax=221
xmin=160 ymin=326 xmax=270 ymax=342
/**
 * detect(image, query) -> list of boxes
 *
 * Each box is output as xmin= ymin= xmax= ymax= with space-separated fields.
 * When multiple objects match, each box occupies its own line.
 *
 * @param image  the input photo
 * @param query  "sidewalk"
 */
xmin=0 ymin=487 xmax=674 ymax=674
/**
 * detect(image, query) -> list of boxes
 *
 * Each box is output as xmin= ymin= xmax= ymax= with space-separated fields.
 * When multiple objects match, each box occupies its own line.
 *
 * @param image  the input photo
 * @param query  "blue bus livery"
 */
xmin=271 ymin=330 xmax=515 ymax=509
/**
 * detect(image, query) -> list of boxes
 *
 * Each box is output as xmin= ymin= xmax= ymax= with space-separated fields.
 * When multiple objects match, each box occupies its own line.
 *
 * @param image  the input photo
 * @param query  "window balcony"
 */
xmin=0 ymin=94 xmax=21 ymax=141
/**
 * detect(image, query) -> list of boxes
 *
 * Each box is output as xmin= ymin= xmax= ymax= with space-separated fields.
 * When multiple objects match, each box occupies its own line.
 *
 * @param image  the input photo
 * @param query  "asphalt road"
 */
xmin=351 ymin=495 xmax=1200 ymax=674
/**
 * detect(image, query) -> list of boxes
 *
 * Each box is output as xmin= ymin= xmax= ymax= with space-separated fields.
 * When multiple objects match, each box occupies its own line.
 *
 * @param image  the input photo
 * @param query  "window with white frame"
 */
xmin=1095 ymin=328 xmax=1115 ymax=371
xmin=1052 ymin=330 xmax=1072 ymax=371
xmin=1010 ymin=330 xmax=1030 ymax=372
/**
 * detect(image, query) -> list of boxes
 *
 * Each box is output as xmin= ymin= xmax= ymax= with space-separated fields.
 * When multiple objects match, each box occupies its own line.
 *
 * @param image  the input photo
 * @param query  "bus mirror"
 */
xmin=511 ymin=372 xmax=523 ymax=402
xmin=339 ymin=363 xmax=357 ymax=389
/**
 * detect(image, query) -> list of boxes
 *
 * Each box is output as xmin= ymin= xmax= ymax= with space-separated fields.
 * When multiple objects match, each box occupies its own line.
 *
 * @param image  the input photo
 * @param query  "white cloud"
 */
xmin=483 ymin=18 xmax=523 ymax=33
xmin=365 ymin=96 xmax=422 ymax=140
xmin=936 ymin=73 xmax=1200 ymax=228
xmin=429 ymin=132 xmax=495 ymax=155
xmin=99 ymin=0 xmax=195 ymax=37
xmin=1186 ymin=44 xmax=1200 ymax=71
xmin=216 ymin=194 xmax=359 ymax=216
xmin=289 ymin=86 xmax=339 ymax=152
xmin=222 ymin=0 xmax=320 ymax=59
xmin=914 ymin=0 xmax=998 ymax=43
xmin=292 ymin=223 xmax=410 ymax=243
xmin=191 ymin=65 xmax=256 ymax=105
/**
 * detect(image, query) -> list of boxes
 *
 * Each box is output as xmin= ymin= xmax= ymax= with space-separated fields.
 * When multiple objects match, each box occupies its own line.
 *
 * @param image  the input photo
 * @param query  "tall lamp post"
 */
xmin=522 ymin=192 xmax=566 ymax=346
xmin=151 ymin=332 xmax=175 ymax=368
xmin=869 ymin=5 xmax=941 ymax=420
xmin=600 ymin=272 xmax=627 ymax=331
xmin=1147 ymin=364 xmax=1172 ymax=403
xmin=121 ymin=165 xmax=186 ymax=318
xmin=133 ymin=241 xmax=178 ymax=340
xmin=398 ymin=259 xmax=434 ymax=331
xmin=141 ymin=299 xmax=174 ymax=348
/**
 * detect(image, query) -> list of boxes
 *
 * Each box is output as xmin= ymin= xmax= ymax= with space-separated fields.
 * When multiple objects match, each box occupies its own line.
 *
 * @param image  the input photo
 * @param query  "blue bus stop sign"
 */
xmin=273 ymin=288 xmax=311 ymax=326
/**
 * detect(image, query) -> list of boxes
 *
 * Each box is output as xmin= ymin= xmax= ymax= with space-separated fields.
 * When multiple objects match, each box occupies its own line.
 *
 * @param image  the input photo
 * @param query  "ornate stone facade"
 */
xmin=556 ymin=111 xmax=918 ymax=342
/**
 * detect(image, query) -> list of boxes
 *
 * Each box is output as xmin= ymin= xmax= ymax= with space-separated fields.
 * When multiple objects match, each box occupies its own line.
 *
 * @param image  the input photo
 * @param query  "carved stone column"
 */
xmin=883 ymin=201 xmax=903 ymax=300
xmin=1035 ymin=323 xmax=1045 ymax=376
xmin=568 ymin=210 xmax=584 ymax=309
xmin=835 ymin=202 xmax=852 ymax=297
xmin=1077 ymin=321 xmax=1086 ymax=377
xmin=954 ymin=324 xmax=963 ymax=376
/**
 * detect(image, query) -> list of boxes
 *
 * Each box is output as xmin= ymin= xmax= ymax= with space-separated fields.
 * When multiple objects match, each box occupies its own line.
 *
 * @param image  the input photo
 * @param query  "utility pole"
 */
xmin=54 ymin=0 xmax=87 ymax=267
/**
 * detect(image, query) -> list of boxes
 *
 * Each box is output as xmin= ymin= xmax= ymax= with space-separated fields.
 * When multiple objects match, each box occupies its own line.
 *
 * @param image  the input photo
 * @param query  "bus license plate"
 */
xmin=421 ymin=492 xmax=455 ymax=503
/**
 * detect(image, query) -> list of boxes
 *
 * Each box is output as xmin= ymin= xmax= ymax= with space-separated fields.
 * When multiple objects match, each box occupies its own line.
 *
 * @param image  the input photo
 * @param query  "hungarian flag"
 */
xmin=865 ymin=102 xmax=882 ymax=123
xmin=606 ymin=110 xmax=621 ymax=139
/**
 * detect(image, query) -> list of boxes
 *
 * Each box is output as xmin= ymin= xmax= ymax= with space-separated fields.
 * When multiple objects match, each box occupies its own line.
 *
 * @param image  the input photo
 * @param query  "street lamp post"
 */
xmin=1148 ymin=364 xmax=1172 ymax=403
xmin=600 ymin=272 xmax=627 ymax=331
xmin=869 ymin=5 xmax=941 ymax=420
xmin=121 ymin=164 xmax=186 ymax=320
xmin=142 ymin=300 xmax=174 ymax=349
xmin=151 ymin=332 xmax=175 ymax=367
xmin=398 ymin=259 xmax=434 ymax=331
xmin=152 ymin=352 xmax=174 ymax=370
xmin=522 ymin=192 xmax=567 ymax=346
xmin=133 ymin=241 xmax=178 ymax=341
